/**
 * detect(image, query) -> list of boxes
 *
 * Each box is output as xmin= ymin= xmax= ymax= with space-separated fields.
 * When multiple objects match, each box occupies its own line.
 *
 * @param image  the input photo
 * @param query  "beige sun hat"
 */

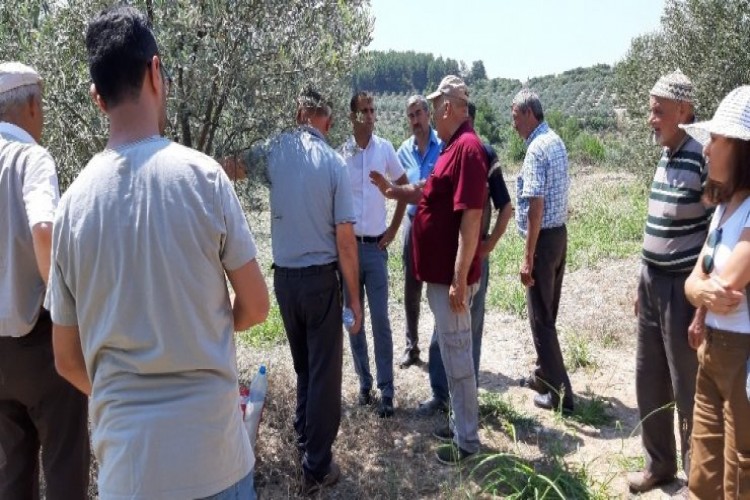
xmin=680 ymin=85 xmax=750 ymax=145
xmin=426 ymin=75 xmax=469 ymax=102
xmin=0 ymin=62 xmax=41 ymax=95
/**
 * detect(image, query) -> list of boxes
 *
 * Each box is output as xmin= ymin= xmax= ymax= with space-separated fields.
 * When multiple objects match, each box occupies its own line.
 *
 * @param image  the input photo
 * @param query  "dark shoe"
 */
xmin=431 ymin=424 xmax=454 ymax=442
xmin=519 ymin=374 xmax=549 ymax=394
xmin=435 ymin=443 xmax=476 ymax=465
xmin=399 ymin=350 xmax=421 ymax=368
xmin=533 ymin=393 xmax=574 ymax=415
xmin=358 ymin=390 xmax=373 ymax=406
xmin=378 ymin=396 xmax=394 ymax=418
xmin=626 ymin=470 xmax=674 ymax=494
xmin=301 ymin=461 xmax=341 ymax=496
xmin=416 ymin=397 xmax=448 ymax=417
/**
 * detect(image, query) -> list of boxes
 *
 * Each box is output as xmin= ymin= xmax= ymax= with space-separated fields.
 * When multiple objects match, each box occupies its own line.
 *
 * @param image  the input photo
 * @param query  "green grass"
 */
xmin=567 ymin=182 xmax=647 ymax=270
xmin=471 ymin=451 xmax=611 ymax=499
xmin=488 ymin=179 xmax=647 ymax=317
xmin=479 ymin=391 xmax=539 ymax=435
xmin=563 ymin=330 xmax=598 ymax=372
xmin=563 ymin=389 xmax=615 ymax=428
xmin=237 ymin=300 xmax=286 ymax=346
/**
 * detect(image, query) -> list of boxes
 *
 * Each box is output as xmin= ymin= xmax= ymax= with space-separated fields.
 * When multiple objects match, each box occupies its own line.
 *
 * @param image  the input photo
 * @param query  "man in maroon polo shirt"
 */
xmin=370 ymin=75 xmax=487 ymax=464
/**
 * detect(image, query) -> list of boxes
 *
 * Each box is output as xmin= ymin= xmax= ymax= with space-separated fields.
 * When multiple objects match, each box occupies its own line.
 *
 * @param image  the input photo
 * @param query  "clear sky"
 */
xmin=368 ymin=0 xmax=665 ymax=80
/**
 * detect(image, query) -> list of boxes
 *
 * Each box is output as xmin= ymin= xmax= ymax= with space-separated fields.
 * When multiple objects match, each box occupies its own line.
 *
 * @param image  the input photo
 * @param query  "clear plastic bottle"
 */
xmin=244 ymin=364 xmax=268 ymax=449
xmin=343 ymin=307 xmax=355 ymax=333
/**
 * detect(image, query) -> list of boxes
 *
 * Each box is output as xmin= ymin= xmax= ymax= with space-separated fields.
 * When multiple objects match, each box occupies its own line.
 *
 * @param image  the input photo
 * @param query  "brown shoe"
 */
xmin=626 ymin=470 xmax=674 ymax=493
xmin=301 ymin=461 xmax=341 ymax=496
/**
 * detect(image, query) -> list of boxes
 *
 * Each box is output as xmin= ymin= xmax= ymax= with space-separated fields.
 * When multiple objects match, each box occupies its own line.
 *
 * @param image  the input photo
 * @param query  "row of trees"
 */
xmin=351 ymin=50 xmax=488 ymax=94
xmin=0 ymin=0 xmax=372 ymax=190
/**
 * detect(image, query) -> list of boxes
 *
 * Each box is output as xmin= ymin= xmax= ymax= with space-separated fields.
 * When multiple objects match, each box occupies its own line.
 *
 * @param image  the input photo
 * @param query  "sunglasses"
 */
xmin=701 ymin=227 xmax=723 ymax=274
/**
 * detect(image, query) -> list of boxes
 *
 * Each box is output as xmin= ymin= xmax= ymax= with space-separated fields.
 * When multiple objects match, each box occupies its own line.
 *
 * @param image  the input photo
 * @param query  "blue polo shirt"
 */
xmin=396 ymin=127 xmax=442 ymax=216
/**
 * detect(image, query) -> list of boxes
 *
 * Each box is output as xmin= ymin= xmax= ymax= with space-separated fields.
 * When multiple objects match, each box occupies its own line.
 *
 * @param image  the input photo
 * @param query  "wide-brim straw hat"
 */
xmin=680 ymin=85 xmax=750 ymax=145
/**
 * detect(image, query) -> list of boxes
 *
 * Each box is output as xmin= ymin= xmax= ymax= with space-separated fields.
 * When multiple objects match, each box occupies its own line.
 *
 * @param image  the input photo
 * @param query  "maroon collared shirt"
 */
xmin=411 ymin=121 xmax=488 ymax=285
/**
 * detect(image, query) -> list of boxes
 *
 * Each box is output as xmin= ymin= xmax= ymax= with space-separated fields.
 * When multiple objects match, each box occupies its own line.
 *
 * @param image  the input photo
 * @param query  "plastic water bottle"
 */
xmin=343 ymin=307 xmax=355 ymax=333
xmin=244 ymin=365 xmax=268 ymax=449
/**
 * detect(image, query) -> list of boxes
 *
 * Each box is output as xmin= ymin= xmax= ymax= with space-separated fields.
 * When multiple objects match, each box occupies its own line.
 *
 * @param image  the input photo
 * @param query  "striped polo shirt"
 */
xmin=641 ymin=135 xmax=710 ymax=272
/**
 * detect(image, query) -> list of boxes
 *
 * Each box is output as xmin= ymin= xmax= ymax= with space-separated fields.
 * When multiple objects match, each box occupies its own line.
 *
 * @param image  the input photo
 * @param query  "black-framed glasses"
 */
xmin=701 ymin=227 xmax=723 ymax=274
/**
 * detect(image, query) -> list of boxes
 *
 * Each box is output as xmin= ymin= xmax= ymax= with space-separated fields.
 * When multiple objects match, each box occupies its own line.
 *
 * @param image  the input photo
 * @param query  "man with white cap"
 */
xmin=0 ymin=62 xmax=90 ymax=499
xmin=628 ymin=69 xmax=709 ymax=495
xmin=370 ymin=75 xmax=487 ymax=464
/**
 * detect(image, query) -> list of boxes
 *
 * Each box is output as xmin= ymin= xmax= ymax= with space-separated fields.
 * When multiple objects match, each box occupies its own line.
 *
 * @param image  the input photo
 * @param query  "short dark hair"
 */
xmin=297 ymin=87 xmax=331 ymax=117
xmin=350 ymin=91 xmax=373 ymax=113
xmin=704 ymin=138 xmax=750 ymax=204
xmin=85 ymin=5 xmax=159 ymax=107
xmin=468 ymin=102 xmax=477 ymax=121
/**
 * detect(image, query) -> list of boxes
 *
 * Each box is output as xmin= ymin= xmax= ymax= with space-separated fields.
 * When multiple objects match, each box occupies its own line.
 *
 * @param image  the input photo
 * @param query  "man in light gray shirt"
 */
xmin=222 ymin=88 xmax=361 ymax=495
xmin=0 ymin=62 xmax=90 ymax=500
xmin=45 ymin=6 xmax=269 ymax=499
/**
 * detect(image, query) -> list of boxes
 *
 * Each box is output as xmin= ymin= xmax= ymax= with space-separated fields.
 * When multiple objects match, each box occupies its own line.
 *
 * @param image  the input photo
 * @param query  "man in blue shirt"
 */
xmin=512 ymin=89 xmax=574 ymax=414
xmin=396 ymin=95 xmax=442 ymax=376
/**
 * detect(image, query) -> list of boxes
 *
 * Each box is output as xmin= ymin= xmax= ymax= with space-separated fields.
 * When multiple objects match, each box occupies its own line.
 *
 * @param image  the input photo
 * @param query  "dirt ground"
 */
xmin=235 ymin=252 xmax=692 ymax=499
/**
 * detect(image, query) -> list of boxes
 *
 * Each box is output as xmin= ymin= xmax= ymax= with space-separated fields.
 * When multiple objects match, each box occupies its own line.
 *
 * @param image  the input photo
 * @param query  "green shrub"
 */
xmin=572 ymin=132 xmax=606 ymax=164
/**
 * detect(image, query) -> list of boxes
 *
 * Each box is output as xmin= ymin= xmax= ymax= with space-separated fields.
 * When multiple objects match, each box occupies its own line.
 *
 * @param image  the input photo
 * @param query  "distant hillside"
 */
xmin=363 ymin=55 xmax=617 ymax=147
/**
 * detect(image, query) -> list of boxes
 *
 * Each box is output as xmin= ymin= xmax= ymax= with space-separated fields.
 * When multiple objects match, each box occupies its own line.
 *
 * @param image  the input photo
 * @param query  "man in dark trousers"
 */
xmin=0 ymin=61 xmax=90 ymax=500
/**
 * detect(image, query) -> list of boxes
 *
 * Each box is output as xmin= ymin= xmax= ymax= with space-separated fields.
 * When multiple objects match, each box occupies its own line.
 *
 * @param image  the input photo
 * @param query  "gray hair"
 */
xmin=405 ymin=94 xmax=429 ymax=113
xmin=0 ymin=84 xmax=41 ymax=117
xmin=512 ymin=89 xmax=544 ymax=122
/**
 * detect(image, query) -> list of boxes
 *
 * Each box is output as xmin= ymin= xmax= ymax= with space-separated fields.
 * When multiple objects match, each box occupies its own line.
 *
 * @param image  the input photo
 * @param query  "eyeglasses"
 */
xmin=701 ymin=227 xmax=722 ymax=274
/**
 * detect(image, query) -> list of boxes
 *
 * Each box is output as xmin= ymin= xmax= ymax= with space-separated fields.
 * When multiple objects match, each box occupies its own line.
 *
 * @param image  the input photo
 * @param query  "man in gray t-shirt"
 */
xmin=222 ymin=88 xmax=361 ymax=495
xmin=45 ymin=7 xmax=269 ymax=499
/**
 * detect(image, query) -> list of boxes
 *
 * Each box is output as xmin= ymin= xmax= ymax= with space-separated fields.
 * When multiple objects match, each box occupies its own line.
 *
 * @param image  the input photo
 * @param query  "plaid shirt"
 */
xmin=515 ymin=122 xmax=569 ymax=235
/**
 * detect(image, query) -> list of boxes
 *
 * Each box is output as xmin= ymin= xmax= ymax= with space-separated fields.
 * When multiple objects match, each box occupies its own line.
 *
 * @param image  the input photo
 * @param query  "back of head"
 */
xmin=0 ymin=62 xmax=43 ymax=139
xmin=297 ymin=87 xmax=331 ymax=120
xmin=85 ymin=5 xmax=159 ymax=108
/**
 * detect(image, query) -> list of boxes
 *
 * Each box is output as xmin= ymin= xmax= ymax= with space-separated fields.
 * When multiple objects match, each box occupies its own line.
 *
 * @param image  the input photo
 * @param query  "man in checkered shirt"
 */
xmin=511 ymin=89 xmax=574 ymax=414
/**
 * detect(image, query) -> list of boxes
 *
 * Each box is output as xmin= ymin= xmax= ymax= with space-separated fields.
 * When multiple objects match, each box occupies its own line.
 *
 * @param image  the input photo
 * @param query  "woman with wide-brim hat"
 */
xmin=683 ymin=85 xmax=750 ymax=499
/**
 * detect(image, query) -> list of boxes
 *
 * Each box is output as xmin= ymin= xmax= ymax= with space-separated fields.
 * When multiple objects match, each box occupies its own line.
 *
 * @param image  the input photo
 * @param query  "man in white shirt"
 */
xmin=45 ymin=6 xmax=269 ymax=499
xmin=0 ymin=62 xmax=90 ymax=500
xmin=339 ymin=91 xmax=407 ymax=418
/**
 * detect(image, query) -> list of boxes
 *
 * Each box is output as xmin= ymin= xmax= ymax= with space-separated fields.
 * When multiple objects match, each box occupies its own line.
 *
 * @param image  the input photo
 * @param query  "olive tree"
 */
xmin=0 ymin=0 xmax=372 ymax=190
xmin=615 ymin=0 xmax=750 ymax=120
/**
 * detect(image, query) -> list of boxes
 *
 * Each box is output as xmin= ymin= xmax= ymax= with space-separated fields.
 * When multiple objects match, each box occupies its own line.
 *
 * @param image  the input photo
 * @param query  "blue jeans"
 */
xmin=428 ymin=257 xmax=489 ymax=402
xmin=426 ymin=283 xmax=480 ymax=453
xmin=198 ymin=470 xmax=255 ymax=500
xmin=348 ymin=241 xmax=394 ymax=398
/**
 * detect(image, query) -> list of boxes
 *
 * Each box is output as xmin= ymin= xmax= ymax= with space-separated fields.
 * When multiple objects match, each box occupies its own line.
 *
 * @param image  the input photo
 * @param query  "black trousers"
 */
xmin=0 ymin=309 xmax=90 ymax=500
xmin=636 ymin=265 xmax=697 ymax=478
xmin=527 ymin=225 xmax=574 ymax=406
xmin=274 ymin=264 xmax=342 ymax=481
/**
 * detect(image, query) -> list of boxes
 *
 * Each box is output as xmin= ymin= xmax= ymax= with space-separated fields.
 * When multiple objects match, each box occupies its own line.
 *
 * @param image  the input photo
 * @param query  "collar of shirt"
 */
xmin=298 ymin=124 xmax=327 ymax=142
xmin=0 ymin=122 xmax=36 ymax=144
xmin=664 ymin=134 xmax=690 ymax=160
xmin=525 ymin=121 xmax=550 ymax=147
xmin=441 ymin=120 xmax=473 ymax=154
xmin=410 ymin=126 xmax=440 ymax=153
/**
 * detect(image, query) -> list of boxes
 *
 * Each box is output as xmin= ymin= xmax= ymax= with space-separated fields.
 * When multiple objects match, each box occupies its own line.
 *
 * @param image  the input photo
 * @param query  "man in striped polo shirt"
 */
xmin=628 ymin=70 xmax=708 ymax=496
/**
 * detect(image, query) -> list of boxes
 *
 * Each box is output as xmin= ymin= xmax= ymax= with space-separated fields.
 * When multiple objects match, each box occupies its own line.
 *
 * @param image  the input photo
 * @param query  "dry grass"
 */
xmin=73 ymin=168 xmax=690 ymax=499
xmin=228 ymin=168 xmax=686 ymax=500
